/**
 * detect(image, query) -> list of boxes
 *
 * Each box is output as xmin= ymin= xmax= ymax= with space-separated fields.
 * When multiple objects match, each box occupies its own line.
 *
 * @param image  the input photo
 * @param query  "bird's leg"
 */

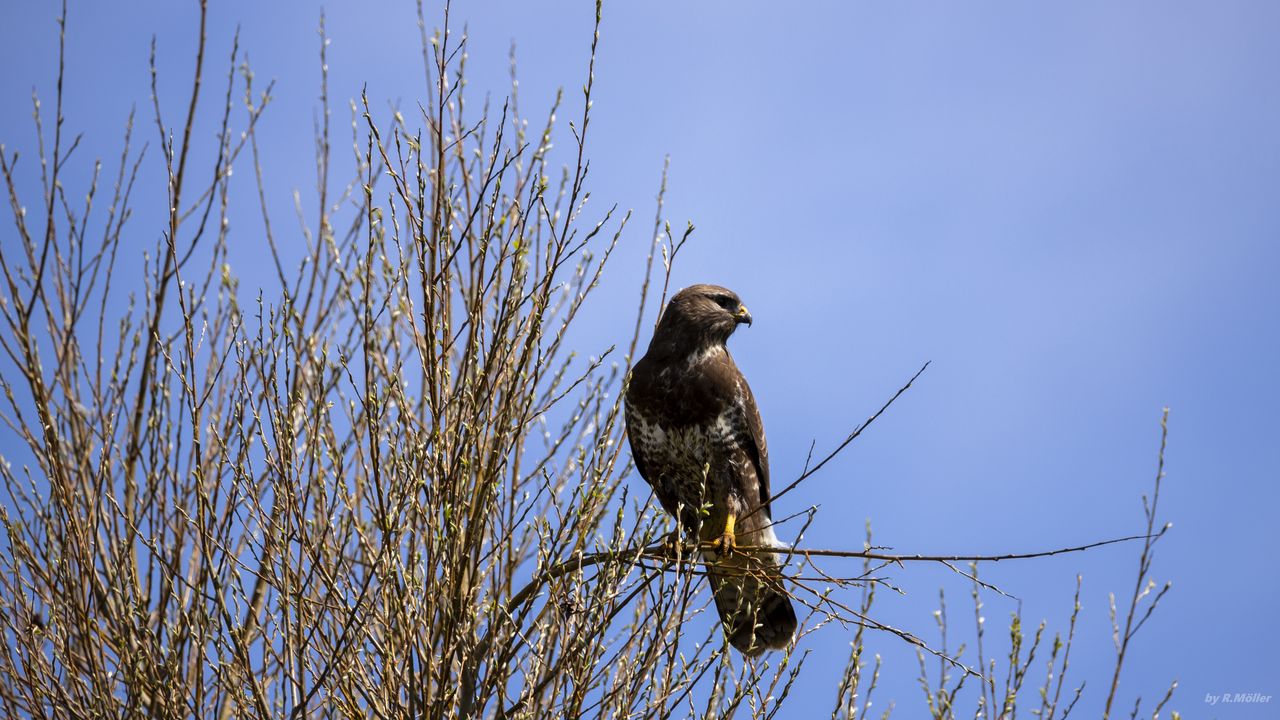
xmin=716 ymin=512 xmax=737 ymax=555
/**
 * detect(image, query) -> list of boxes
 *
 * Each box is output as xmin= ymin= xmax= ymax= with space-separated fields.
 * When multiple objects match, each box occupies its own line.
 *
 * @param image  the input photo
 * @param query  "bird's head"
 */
xmin=649 ymin=284 xmax=752 ymax=356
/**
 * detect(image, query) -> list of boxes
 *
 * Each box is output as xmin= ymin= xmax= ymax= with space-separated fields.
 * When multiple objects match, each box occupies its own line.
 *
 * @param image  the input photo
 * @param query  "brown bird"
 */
xmin=624 ymin=284 xmax=797 ymax=656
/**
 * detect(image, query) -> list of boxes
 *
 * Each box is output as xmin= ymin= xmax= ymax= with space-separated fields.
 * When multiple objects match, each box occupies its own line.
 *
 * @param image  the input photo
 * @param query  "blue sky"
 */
xmin=3 ymin=1 xmax=1278 ymax=716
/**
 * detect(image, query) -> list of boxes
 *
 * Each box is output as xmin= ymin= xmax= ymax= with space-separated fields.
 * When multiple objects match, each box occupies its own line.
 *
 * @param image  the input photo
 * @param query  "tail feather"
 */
xmin=702 ymin=525 xmax=797 ymax=656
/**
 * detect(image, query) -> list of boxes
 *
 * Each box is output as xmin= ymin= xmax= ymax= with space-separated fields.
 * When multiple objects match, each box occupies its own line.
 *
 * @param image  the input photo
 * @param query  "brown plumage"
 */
xmin=624 ymin=284 xmax=797 ymax=656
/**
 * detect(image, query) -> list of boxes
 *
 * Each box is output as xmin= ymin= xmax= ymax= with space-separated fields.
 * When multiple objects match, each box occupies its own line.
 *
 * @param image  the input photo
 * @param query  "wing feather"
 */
xmin=738 ymin=379 xmax=771 ymax=514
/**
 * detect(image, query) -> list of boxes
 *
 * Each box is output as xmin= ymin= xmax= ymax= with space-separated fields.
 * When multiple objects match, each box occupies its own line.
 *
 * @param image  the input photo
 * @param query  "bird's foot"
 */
xmin=715 ymin=529 xmax=737 ymax=556
xmin=659 ymin=529 xmax=683 ymax=559
xmin=715 ymin=512 xmax=738 ymax=556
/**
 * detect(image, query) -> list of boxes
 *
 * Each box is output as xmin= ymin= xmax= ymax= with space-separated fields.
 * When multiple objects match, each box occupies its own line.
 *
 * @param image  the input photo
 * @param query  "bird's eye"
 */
xmin=713 ymin=294 xmax=735 ymax=309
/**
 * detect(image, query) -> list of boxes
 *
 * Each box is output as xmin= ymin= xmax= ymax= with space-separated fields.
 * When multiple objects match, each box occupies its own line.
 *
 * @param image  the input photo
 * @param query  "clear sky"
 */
xmin=3 ymin=1 xmax=1278 ymax=716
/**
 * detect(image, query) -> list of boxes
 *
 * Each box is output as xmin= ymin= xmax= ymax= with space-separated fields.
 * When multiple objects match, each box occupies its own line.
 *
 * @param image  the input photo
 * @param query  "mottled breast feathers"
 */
xmin=626 ymin=345 xmax=770 ymax=525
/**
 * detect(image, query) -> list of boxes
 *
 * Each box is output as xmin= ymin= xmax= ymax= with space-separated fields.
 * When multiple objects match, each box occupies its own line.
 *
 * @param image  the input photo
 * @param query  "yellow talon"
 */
xmin=718 ymin=512 xmax=737 ymax=554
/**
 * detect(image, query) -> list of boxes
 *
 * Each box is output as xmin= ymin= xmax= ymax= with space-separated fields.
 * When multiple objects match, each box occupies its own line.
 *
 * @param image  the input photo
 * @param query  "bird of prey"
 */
xmin=624 ymin=284 xmax=797 ymax=656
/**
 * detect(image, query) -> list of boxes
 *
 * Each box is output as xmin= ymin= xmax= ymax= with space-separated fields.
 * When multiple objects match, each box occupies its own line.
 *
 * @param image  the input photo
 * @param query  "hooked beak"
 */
xmin=734 ymin=305 xmax=753 ymax=327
